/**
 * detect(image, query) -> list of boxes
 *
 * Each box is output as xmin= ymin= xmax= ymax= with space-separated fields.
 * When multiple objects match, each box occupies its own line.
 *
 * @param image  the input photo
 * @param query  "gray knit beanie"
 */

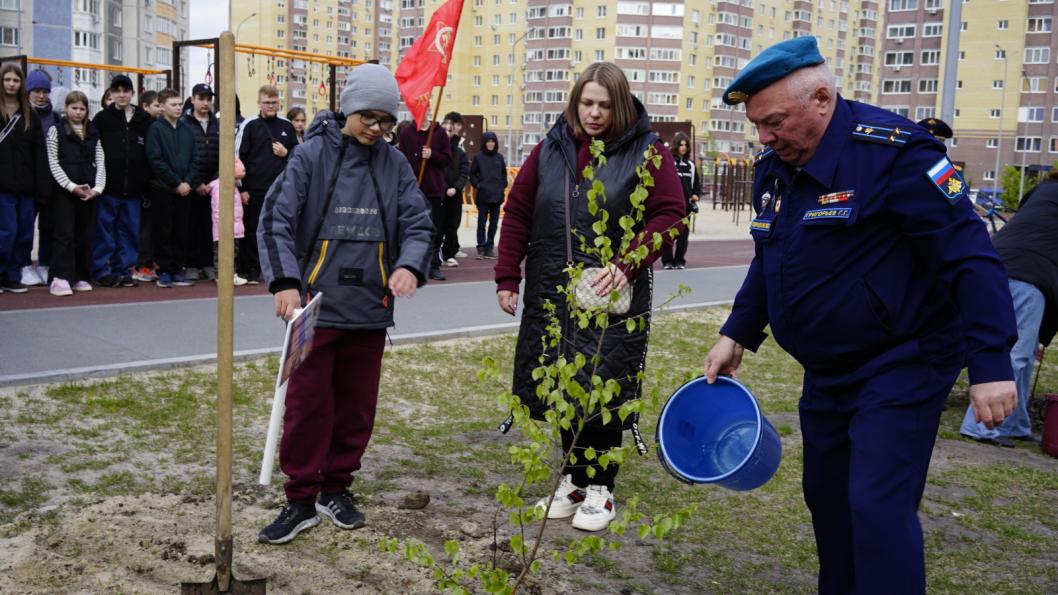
xmin=340 ymin=64 xmax=400 ymax=119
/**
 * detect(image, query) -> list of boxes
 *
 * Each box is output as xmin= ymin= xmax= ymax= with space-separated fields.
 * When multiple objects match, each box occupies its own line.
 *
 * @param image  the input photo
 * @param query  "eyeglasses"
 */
xmin=358 ymin=113 xmax=398 ymax=132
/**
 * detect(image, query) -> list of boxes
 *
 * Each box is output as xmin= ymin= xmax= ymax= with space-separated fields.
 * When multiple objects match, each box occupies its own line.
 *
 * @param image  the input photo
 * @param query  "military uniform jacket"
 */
xmin=720 ymin=97 xmax=1017 ymax=389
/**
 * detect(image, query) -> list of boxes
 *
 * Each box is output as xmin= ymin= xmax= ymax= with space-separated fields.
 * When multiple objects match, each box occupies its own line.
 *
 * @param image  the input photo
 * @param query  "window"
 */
xmin=992 ymin=80 xmax=1004 ymax=89
xmin=617 ymin=1 xmax=649 ymax=15
xmin=110 ymin=40 xmax=122 ymax=60
xmin=0 ymin=0 xmax=19 ymax=9
xmin=1023 ymin=77 xmax=1045 ymax=92
xmin=648 ymin=71 xmax=679 ymax=84
xmin=887 ymin=24 xmax=915 ymax=38
xmin=646 ymin=92 xmax=678 ymax=106
xmin=983 ymin=171 xmax=995 ymax=182
xmin=687 ymin=75 xmax=695 ymax=88
xmin=73 ymin=30 xmax=100 ymax=49
xmin=75 ymin=0 xmax=99 ymax=14
xmin=0 ymin=26 xmax=17 ymax=46
xmin=882 ymin=79 xmax=912 ymax=94
xmin=1050 ymin=137 xmax=1058 ymax=153
xmin=924 ymin=0 xmax=942 ymax=8
xmin=616 ymin=24 xmax=647 ymax=37
xmin=616 ymin=47 xmax=646 ymax=60
xmin=596 ymin=27 xmax=606 ymax=39
xmin=889 ymin=0 xmax=917 ymax=10
xmin=1015 ymin=137 xmax=1042 ymax=152
xmin=1027 ymin=16 xmax=1052 ymax=33
xmin=888 ymin=106 xmax=910 ymax=117
xmin=471 ymin=75 xmax=480 ymax=86
xmin=1021 ymin=107 xmax=1044 ymax=122
xmin=995 ymin=48 xmax=1006 ymax=60
xmin=915 ymin=106 xmax=936 ymax=119
xmin=594 ymin=50 xmax=604 ymax=61
xmin=1053 ymin=107 xmax=1058 ymax=122
xmin=997 ymin=20 xmax=1008 ymax=30
xmin=597 ymin=4 xmax=607 ymax=16
xmin=918 ymin=78 xmax=937 ymax=93
xmin=527 ymin=6 xmax=544 ymax=18
xmin=922 ymin=23 xmax=942 ymax=37
xmin=651 ymin=26 xmax=683 ymax=39
xmin=884 ymin=51 xmax=914 ymax=66
xmin=989 ymin=109 xmax=1001 ymax=118
xmin=1025 ymin=46 xmax=1050 ymax=64
xmin=921 ymin=50 xmax=940 ymax=65
xmin=986 ymin=138 xmax=999 ymax=149
xmin=111 ymin=6 xmax=122 ymax=26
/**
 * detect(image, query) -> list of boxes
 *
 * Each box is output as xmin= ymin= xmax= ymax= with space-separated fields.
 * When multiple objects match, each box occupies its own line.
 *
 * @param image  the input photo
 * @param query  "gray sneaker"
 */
xmin=316 ymin=491 xmax=367 ymax=529
xmin=258 ymin=502 xmax=320 ymax=544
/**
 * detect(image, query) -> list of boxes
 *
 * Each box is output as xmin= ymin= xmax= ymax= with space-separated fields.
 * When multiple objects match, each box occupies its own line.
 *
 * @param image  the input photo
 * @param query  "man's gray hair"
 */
xmin=786 ymin=64 xmax=837 ymax=105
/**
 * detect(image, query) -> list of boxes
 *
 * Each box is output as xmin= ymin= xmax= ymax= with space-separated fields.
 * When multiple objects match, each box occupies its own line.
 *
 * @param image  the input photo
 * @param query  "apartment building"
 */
xmin=392 ymin=0 xmax=876 ymax=164
xmin=0 ymin=0 xmax=187 ymax=113
xmin=876 ymin=0 xmax=1057 ymax=189
xmin=232 ymin=0 xmax=391 ymax=113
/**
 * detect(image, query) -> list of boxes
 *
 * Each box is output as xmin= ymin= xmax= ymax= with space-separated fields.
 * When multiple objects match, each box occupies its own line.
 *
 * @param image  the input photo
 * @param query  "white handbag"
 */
xmin=565 ymin=176 xmax=632 ymax=315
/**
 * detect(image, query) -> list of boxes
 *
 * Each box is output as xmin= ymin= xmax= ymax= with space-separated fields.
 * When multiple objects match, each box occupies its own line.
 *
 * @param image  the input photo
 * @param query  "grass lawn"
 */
xmin=1 ymin=307 xmax=1056 ymax=593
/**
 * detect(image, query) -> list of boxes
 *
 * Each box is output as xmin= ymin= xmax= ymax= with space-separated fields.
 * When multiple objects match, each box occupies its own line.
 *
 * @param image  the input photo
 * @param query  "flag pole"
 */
xmin=416 ymin=86 xmax=447 ymax=185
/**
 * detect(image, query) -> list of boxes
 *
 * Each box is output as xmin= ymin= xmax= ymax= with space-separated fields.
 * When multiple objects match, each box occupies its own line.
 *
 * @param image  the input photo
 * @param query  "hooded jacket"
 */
xmin=444 ymin=134 xmax=469 ymax=199
xmin=92 ymin=103 xmax=153 ymax=197
xmin=397 ymin=121 xmax=452 ymax=199
xmin=0 ymin=110 xmax=50 ymax=201
xmin=469 ymin=131 xmax=508 ymax=204
xmin=258 ymin=111 xmax=435 ymax=330
xmin=146 ymin=116 xmax=200 ymax=193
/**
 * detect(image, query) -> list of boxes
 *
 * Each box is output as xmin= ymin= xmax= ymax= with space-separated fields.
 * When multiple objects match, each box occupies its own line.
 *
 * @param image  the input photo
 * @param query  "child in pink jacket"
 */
xmin=210 ymin=157 xmax=248 ymax=286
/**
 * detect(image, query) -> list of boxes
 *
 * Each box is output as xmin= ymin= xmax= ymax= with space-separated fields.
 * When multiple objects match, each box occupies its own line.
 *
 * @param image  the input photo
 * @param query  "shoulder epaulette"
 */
xmin=754 ymin=147 xmax=774 ymax=162
xmin=851 ymin=123 xmax=911 ymax=147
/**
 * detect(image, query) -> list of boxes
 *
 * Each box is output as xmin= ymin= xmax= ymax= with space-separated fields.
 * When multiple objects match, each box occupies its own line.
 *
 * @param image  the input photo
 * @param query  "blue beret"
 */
xmin=723 ymin=36 xmax=825 ymax=105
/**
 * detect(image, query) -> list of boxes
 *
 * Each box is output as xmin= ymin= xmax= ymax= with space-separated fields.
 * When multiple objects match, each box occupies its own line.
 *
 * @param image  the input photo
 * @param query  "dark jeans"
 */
xmin=441 ymin=193 xmax=463 ymax=260
xmin=152 ymin=190 xmax=191 ymax=276
xmin=0 ymin=192 xmax=36 ymax=283
xmin=239 ymin=190 xmax=266 ymax=279
xmin=33 ymin=203 xmax=53 ymax=267
xmin=280 ymin=328 xmax=386 ymax=504
xmin=50 ymin=193 xmax=97 ymax=283
xmin=661 ymin=227 xmax=689 ymax=266
xmin=475 ymin=201 xmax=501 ymax=251
xmin=562 ymin=424 xmax=623 ymax=491
xmin=91 ymin=194 xmax=140 ymax=279
xmin=426 ymin=196 xmax=444 ymax=271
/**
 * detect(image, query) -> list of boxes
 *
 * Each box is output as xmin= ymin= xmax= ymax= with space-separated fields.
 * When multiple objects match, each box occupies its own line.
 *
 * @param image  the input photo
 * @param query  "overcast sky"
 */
xmin=187 ymin=0 xmax=229 ymax=93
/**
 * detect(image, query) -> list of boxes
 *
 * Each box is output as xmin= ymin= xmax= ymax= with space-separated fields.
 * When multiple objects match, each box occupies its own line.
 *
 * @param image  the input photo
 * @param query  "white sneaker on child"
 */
xmin=535 ymin=474 xmax=586 ymax=519
xmin=571 ymin=485 xmax=616 ymax=532
xmin=72 ymin=281 xmax=93 ymax=292
xmin=21 ymin=266 xmax=44 ymax=286
xmin=49 ymin=278 xmax=73 ymax=296
xmin=233 ymin=274 xmax=248 ymax=286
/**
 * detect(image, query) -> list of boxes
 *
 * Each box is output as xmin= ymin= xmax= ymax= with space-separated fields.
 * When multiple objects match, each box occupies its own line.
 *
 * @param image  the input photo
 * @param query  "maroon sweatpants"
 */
xmin=280 ymin=327 xmax=386 ymax=504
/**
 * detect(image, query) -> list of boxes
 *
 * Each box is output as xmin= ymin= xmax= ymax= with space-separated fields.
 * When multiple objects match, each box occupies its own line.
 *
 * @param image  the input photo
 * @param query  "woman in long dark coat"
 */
xmin=494 ymin=62 xmax=685 ymax=532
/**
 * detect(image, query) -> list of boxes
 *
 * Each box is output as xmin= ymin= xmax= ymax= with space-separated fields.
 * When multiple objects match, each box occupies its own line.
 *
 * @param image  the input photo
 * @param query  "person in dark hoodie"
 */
xmin=397 ymin=104 xmax=451 ymax=280
xmin=256 ymin=64 xmax=433 ymax=545
xmin=440 ymin=111 xmax=469 ymax=267
xmin=146 ymin=88 xmax=200 ymax=289
xmin=959 ymin=170 xmax=1058 ymax=446
xmin=23 ymin=69 xmax=59 ymax=287
xmin=181 ymin=83 xmax=221 ymax=280
xmin=660 ymin=132 xmax=700 ymax=270
xmin=91 ymin=74 xmax=153 ymax=287
xmin=469 ymin=130 xmax=507 ymax=259
xmin=235 ymin=84 xmax=297 ymax=284
xmin=0 ymin=63 xmax=51 ymax=293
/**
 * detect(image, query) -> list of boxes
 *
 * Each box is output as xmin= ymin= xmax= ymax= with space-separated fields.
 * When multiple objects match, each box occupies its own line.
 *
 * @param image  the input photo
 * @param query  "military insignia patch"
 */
xmin=926 ymin=157 xmax=967 ymax=204
xmin=818 ymin=190 xmax=854 ymax=205
xmin=750 ymin=219 xmax=772 ymax=231
xmin=802 ymin=207 xmax=853 ymax=221
xmin=852 ymin=123 xmax=912 ymax=146
xmin=727 ymin=90 xmax=749 ymax=104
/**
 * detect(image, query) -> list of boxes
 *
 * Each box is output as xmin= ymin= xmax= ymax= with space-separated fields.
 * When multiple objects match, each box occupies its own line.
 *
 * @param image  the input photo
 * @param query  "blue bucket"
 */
xmin=656 ymin=376 xmax=782 ymax=491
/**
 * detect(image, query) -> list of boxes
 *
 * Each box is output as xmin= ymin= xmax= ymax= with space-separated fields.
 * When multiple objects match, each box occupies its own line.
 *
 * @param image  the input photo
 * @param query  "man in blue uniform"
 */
xmin=702 ymin=37 xmax=1017 ymax=594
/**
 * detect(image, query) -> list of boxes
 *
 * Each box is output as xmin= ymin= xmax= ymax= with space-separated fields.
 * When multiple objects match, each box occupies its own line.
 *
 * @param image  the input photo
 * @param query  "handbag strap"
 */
xmin=563 ymin=171 xmax=575 ymax=266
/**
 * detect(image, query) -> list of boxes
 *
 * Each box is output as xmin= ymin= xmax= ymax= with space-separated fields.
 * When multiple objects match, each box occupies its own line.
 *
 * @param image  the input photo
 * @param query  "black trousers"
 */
xmin=441 ymin=193 xmax=463 ymax=260
xmin=136 ymin=195 xmax=154 ymax=268
xmin=426 ymin=196 xmax=444 ymax=271
xmin=239 ymin=190 xmax=266 ymax=279
xmin=184 ymin=191 xmax=214 ymax=269
xmin=152 ymin=189 xmax=190 ymax=275
xmin=49 ymin=193 xmax=96 ymax=283
xmin=562 ymin=424 xmax=623 ymax=491
xmin=661 ymin=227 xmax=689 ymax=266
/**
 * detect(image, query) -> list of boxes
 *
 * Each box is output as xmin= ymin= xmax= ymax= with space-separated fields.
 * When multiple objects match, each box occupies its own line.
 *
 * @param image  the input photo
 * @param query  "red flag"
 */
xmin=394 ymin=0 xmax=465 ymax=128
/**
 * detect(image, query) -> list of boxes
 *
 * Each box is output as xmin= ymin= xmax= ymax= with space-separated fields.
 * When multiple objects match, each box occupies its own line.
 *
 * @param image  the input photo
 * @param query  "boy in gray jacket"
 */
xmin=257 ymin=64 xmax=434 ymax=544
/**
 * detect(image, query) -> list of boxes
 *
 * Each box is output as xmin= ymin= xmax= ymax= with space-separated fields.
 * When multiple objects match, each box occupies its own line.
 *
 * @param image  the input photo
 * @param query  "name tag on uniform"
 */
xmin=817 ymin=190 xmax=854 ymax=205
xmin=750 ymin=218 xmax=773 ymax=238
xmin=802 ymin=207 xmax=853 ymax=221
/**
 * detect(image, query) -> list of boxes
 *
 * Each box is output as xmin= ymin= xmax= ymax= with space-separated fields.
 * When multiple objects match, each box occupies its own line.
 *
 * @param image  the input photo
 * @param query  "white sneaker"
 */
xmin=571 ymin=485 xmax=616 ymax=532
xmin=49 ymin=278 xmax=73 ymax=297
xmin=37 ymin=266 xmax=48 ymax=283
xmin=454 ymin=250 xmax=468 ymax=258
xmin=72 ymin=280 xmax=93 ymax=292
xmin=21 ymin=265 xmax=44 ymax=286
xmin=535 ymin=474 xmax=586 ymax=519
xmin=233 ymin=274 xmax=248 ymax=286
xmin=443 ymin=257 xmax=459 ymax=268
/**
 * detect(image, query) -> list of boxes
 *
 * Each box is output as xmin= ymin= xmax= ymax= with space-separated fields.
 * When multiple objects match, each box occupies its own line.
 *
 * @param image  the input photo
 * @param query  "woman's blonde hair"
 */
xmin=65 ymin=90 xmax=88 ymax=109
xmin=564 ymin=62 xmax=637 ymax=139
